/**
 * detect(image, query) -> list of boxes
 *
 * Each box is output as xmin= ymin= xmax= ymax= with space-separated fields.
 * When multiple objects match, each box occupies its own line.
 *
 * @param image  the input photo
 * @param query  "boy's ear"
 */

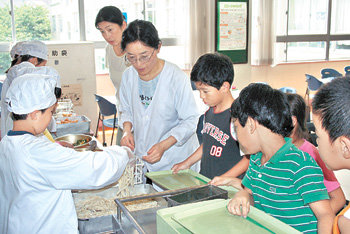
xmin=28 ymin=110 xmax=40 ymax=120
xmin=157 ymin=42 xmax=162 ymax=51
xmin=28 ymin=57 xmax=38 ymax=66
xmin=247 ymin=117 xmax=256 ymax=134
xmin=291 ymin=116 xmax=297 ymax=127
xmin=220 ymin=81 xmax=231 ymax=92
xmin=339 ymin=136 xmax=350 ymax=159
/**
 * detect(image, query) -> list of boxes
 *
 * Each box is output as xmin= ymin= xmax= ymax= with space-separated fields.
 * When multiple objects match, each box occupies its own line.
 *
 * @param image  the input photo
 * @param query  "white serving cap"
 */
xmin=18 ymin=40 xmax=48 ymax=60
xmin=6 ymin=73 xmax=57 ymax=115
xmin=7 ymin=63 xmax=60 ymax=88
xmin=10 ymin=41 xmax=25 ymax=60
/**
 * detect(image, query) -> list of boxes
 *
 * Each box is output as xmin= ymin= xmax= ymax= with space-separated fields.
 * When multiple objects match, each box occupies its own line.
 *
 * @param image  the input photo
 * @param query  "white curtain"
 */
xmin=251 ymin=0 xmax=276 ymax=65
xmin=185 ymin=0 xmax=216 ymax=69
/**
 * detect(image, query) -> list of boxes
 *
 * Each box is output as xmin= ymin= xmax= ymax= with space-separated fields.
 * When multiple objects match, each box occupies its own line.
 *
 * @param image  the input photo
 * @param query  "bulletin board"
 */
xmin=215 ymin=0 xmax=249 ymax=64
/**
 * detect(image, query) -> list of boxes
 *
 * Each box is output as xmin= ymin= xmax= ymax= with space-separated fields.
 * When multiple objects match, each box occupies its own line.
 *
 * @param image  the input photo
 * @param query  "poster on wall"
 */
xmin=61 ymin=84 xmax=82 ymax=106
xmin=218 ymin=2 xmax=247 ymax=51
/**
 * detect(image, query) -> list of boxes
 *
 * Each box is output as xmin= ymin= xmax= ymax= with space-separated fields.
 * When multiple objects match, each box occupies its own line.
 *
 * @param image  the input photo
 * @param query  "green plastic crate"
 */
xmin=157 ymin=199 xmax=301 ymax=234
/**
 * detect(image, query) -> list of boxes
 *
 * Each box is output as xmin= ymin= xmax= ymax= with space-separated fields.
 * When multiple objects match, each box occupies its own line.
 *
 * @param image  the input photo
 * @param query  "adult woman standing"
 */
xmin=95 ymin=6 xmax=127 ymax=104
xmin=119 ymin=20 xmax=200 ymax=173
xmin=95 ymin=6 xmax=128 ymax=145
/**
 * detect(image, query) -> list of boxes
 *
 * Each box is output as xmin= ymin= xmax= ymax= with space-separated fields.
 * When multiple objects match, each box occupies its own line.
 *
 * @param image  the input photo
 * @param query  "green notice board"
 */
xmin=215 ymin=0 xmax=249 ymax=64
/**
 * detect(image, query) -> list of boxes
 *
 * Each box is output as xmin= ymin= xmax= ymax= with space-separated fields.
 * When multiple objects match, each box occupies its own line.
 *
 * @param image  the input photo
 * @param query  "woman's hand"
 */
xmin=143 ymin=136 xmax=177 ymax=164
xmin=209 ymin=176 xmax=243 ymax=189
xmin=227 ymin=189 xmax=252 ymax=218
xmin=120 ymin=131 xmax=135 ymax=151
xmin=142 ymin=142 xmax=166 ymax=164
xmin=171 ymin=160 xmax=191 ymax=174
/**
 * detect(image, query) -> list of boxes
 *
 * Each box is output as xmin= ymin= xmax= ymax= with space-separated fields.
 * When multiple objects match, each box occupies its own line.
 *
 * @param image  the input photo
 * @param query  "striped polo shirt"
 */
xmin=242 ymin=138 xmax=329 ymax=234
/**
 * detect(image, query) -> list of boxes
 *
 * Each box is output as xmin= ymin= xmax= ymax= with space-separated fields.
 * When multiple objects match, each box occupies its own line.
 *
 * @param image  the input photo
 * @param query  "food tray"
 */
xmin=146 ymin=169 xmax=238 ymax=198
xmin=146 ymin=169 xmax=210 ymax=190
xmin=73 ymin=184 xmax=162 ymax=234
xmin=56 ymin=99 xmax=73 ymax=113
xmin=167 ymin=185 xmax=228 ymax=207
xmin=55 ymin=115 xmax=91 ymax=137
xmin=169 ymin=199 xmax=301 ymax=234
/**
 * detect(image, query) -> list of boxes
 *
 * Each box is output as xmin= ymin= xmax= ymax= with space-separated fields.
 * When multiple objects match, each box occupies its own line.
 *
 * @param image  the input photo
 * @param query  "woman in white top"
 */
xmin=95 ymin=6 xmax=128 ymax=104
xmin=95 ymin=6 xmax=129 ymax=145
xmin=119 ymin=20 xmax=200 ymax=172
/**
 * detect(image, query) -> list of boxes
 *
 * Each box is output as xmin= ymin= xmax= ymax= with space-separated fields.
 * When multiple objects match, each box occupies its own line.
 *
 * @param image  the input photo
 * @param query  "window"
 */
xmin=0 ymin=0 xmax=188 ymax=76
xmin=13 ymin=0 xmax=80 ymax=41
xmin=0 ymin=0 xmax=80 ymax=75
xmin=275 ymin=0 xmax=350 ymax=62
xmin=85 ymin=0 xmax=188 ymax=72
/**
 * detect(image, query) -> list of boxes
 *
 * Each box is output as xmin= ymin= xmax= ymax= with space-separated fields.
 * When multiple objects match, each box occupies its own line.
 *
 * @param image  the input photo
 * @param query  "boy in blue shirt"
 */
xmin=228 ymin=83 xmax=333 ymax=233
xmin=172 ymin=53 xmax=249 ymax=179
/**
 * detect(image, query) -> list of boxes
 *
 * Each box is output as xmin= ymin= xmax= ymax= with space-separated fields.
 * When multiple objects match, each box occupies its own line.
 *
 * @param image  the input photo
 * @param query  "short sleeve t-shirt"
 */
xmin=200 ymin=107 xmax=242 ymax=179
xmin=299 ymin=139 xmax=340 ymax=192
xmin=138 ymin=75 xmax=159 ymax=108
xmin=242 ymin=138 xmax=329 ymax=234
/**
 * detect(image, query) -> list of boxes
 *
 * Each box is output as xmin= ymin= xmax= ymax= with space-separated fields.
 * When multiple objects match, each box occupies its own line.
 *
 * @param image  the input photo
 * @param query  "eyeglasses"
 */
xmin=125 ymin=49 xmax=155 ymax=65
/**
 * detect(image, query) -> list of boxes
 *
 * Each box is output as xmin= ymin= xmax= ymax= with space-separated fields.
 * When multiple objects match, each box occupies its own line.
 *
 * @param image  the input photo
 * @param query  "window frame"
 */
xmin=276 ymin=0 xmax=350 ymax=62
xmin=2 ymin=0 xmax=179 ymax=52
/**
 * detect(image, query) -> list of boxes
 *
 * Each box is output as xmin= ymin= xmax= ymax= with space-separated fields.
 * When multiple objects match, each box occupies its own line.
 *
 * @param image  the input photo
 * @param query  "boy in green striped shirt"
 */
xmin=227 ymin=83 xmax=334 ymax=233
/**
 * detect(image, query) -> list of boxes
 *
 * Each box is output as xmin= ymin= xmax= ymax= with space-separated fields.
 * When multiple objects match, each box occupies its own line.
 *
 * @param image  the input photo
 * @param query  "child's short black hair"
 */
xmin=20 ymin=55 xmax=45 ymax=66
xmin=11 ymin=108 xmax=47 ymax=121
xmin=312 ymin=77 xmax=350 ymax=142
xmin=54 ymin=87 xmax=62 ymax=99
xmin=190 ymin=53 xmax=234 ymax=90
xmin=231 ymin=83 xmax=293 ymax=137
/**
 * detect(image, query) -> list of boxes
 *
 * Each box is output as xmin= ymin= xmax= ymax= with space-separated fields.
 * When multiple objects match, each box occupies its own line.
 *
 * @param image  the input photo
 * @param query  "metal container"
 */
xmin=166 ymin=185 xmax=228 ymax=207
xmin=55 ymin=134 xmax=92 ymax=148
xmin=112 ymin=185 xmax=223 ymax=234
xmin=55 ymin=115 xmax=91 ymax=137
xmin=73 ymin=184 xmax=164 ymax=234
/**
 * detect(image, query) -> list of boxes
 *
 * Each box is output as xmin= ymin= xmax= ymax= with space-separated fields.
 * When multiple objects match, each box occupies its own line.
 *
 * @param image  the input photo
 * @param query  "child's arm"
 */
xmin=220 ymin=155 xmax=250 ymax=177
xmin=309 ymin=200 xmax=334 ymax=234
xmin=329 ymin=187 xmax=346 ymax=214
xmin=209 ymin=176 xmax=243 ymax=189
xmin=338 ymin=215 xmax=350 ymax=233
xmin=171 ymin=144 xmax=203 ymax=173
xmin=227 ymin=187 xmax=253 ymax=218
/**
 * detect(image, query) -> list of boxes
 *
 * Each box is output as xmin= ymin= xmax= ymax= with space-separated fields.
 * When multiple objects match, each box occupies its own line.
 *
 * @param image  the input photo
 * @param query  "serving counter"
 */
xmin=73 ymin=169 xmax=300 ymax=234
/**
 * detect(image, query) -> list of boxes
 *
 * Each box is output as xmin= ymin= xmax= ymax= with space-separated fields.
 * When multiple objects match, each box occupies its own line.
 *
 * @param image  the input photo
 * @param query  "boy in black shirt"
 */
xmin=172 ymin=53 xmax=249 ymax=179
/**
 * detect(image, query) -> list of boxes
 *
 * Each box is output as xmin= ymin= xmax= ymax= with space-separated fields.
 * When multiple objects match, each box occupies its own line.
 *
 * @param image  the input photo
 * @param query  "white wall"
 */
xmin=46 ymin=42 xmax=98 ymax=132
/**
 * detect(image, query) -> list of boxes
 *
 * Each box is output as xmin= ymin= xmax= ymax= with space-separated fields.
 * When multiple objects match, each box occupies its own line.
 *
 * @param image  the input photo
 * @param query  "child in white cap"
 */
xmin=1 ymin=40 xmax=49 ymax=138
xmin=0 ymin=73 xmax=133 ymax=234
xmin=0 ymin=64 xmax=60 ymax=139
xmin=9 ymin=40 xmax=48 ymax=68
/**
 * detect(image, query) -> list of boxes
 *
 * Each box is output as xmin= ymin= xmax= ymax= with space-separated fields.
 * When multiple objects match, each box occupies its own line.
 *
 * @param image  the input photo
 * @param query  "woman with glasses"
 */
xmin=119 ymin=20 xmax=200 ymax=175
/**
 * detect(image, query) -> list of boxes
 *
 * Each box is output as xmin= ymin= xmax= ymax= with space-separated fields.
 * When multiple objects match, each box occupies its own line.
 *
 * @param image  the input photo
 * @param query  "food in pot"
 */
xmin=73 ymin=138 xmax=90 ymax=147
